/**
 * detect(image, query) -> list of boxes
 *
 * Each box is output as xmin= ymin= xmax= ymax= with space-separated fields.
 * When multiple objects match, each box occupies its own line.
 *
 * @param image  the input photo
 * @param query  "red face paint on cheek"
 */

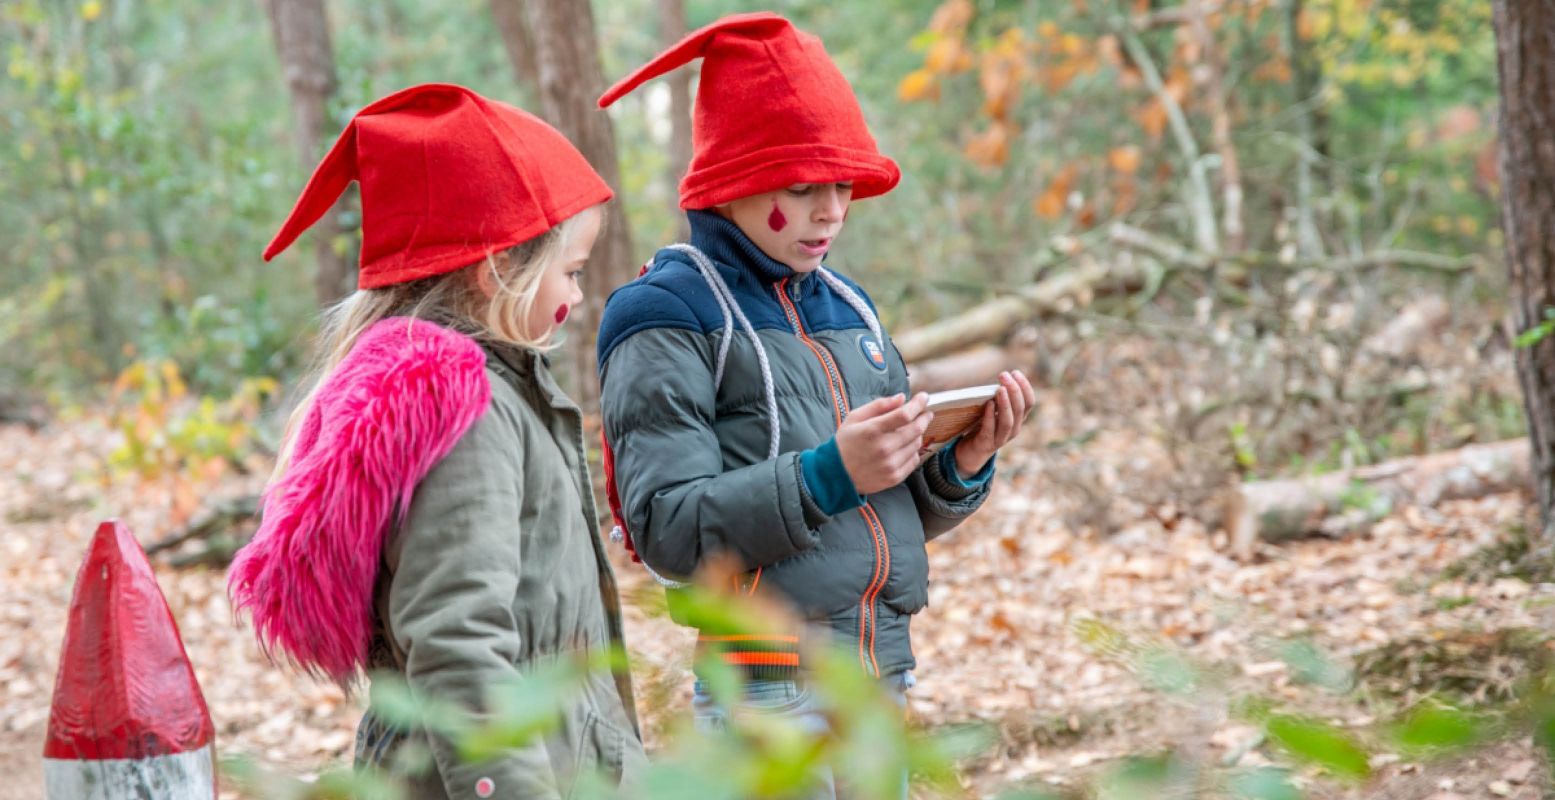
xmin=767 ymin=204 xmax=787 ymax=232
xmin=554 ymin=304 xmax=570 ymax=324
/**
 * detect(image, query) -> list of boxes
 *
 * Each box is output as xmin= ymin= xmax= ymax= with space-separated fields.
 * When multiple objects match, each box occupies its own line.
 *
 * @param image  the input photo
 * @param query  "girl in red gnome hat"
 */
xmin=595 ymin=12 xmax=1034 ymax=799
xmin=228 ymin=83 xmax=645 ymax=800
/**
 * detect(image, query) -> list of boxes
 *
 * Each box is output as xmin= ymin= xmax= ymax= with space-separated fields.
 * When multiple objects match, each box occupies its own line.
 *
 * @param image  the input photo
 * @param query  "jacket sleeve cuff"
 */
xmin=795 ymin=456 xmax=830 ymax=529
xmin=799 ymin=437 xmax=865 ymax=516
xmin=926 ymin=438 xmax=995 ymax=500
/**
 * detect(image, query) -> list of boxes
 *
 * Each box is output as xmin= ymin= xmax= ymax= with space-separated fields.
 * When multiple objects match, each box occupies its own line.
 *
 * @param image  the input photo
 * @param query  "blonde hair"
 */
xmin=268 ymin=208 xmax=597 ymax=481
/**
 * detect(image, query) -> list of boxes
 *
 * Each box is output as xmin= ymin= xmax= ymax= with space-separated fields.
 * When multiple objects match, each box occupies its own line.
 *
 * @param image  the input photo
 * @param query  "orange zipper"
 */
xmin=774 ymin=278 xmax=889 ymax=676
xmin=858 ymin=504 xmax=890 ymax=676
xmin=776 ymin=279 xmax=849 ymax=426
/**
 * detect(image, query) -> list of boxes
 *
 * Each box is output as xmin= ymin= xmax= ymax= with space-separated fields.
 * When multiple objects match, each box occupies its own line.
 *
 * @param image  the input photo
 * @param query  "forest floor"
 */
xmin=3 ymin=351 xmax=1552 ymax=798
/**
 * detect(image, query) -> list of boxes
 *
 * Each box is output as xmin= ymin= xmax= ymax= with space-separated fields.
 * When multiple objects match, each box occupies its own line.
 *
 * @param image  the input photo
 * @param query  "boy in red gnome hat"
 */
xmin=596 ymin=12 xmax=1035 ymax=797
xmin=228 ymin=83 xmax=644 ymax=799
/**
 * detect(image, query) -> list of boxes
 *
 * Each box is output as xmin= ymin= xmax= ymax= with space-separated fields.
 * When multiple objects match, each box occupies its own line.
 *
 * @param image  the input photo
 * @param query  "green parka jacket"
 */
xmin=354 ymin=333 xmax=645 ymax=799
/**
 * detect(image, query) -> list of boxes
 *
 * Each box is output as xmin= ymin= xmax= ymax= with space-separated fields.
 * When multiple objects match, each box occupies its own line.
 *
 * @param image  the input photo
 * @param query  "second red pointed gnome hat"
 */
xmin=598 ymin=12 xmax=900 ymax=210
xmin=265 ymin=83 xmax=612 ymax=289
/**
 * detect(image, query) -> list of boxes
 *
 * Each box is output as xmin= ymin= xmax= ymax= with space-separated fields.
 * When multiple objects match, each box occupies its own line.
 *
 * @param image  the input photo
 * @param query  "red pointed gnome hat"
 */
xmin=46 ymin=521 xmax=214 ymax=760
xmin=598 ymin=12 xmax=900 ymax=210
xmin=265 ymin=83 xmax=612 ymax=289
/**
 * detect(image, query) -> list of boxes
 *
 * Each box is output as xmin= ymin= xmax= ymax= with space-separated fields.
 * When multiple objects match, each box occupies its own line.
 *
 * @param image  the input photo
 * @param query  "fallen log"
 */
xmin=0 ymin=391 xmax=48 ymax=430
xmin=147 ymin=494 xmax=259 ymax=558
xmin=908 ymin=345 xmax=1029 ymax=395
xmin=1225 ymin=439 xmax=1531 ymax=558
xmin=894 ymin=259 xmax=1141 ymax=363
xmin=894 ymin=225 xmax=1459 ymax=365
xmin=907 ymin=336 xmax=1038 ymax=395
xmin=167 ymin=535 xmax=248 ymax=570
xmin=1362 ymin=296 xmax=1451 ymax=362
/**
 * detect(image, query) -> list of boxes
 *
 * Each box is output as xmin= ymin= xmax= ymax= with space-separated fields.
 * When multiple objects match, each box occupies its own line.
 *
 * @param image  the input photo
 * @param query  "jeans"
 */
xmin=692 ymin=671 xmax=916 ymax=800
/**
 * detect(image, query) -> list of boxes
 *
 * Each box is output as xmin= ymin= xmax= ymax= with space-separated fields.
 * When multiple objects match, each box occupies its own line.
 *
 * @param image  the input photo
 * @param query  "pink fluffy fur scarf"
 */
xmin=228 ymin=317 xmax=492 ymax=684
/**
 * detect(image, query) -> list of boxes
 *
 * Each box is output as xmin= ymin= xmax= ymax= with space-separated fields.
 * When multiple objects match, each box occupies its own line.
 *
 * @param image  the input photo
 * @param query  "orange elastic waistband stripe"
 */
xmin=721 ymin=647 xmax=802 ymax=666
xmin=722 ymin=651 xmax=802 ymax=667
xmin=697 ymin=634 xmax=800 ymax=644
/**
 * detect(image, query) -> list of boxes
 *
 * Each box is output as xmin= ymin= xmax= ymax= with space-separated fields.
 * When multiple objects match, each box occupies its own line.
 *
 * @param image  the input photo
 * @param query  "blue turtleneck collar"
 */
xmin=687 ymin=209 xmax=816 ymax=285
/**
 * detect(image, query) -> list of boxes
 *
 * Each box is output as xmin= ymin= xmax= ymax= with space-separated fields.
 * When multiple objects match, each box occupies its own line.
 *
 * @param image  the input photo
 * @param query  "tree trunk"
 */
xmin=489 ymin=0 xmax=540 ymax=93
xmin=262 ymin=0 xmax=355 ymax=307
xmin=1187 ymin=0 xmax=1244 ymax=253
xmin=657 ymin=0 xmax=694 ymax=240
xmin=1284 ymin=0 xmax=1323 ymax=259
xmin=1492 ymin=0 xmax=1555 ymax=539
xmin=1115 ymin=20 xmax=1218 ymax=256
xmin=520 ymin=0 xmax=636 ymax=409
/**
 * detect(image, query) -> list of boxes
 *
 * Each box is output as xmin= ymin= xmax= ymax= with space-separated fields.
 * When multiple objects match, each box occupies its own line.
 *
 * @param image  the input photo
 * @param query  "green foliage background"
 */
xmin=0 ymin=0 xmax=1503 ymax=399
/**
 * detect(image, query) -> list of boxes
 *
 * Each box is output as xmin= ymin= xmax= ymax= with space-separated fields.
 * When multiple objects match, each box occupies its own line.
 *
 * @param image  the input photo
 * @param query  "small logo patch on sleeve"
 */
xmin=858 ymin=335 xmax=888 ymax=371
xmin=475 ymin=776 xmax=496 ymax=797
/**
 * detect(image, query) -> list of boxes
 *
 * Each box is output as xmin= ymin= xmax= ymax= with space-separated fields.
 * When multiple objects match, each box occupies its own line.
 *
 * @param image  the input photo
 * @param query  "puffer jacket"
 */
xmin=229 ymin=317 xmax=643 ymax=800
xmin=598 ymin=210 xmax=992 ymax=680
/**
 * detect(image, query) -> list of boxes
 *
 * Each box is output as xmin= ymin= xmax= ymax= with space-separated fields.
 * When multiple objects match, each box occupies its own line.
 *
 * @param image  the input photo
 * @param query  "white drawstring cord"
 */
xmin=614 ymin=247 xmax=885 ymax=588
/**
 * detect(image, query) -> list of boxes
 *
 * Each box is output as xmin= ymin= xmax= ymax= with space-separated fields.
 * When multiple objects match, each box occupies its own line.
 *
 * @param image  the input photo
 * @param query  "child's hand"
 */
xmin=837 ymin=393 xmax=934 ymax=495
xmin=953 ymin=371 xmax=1036 ymax=478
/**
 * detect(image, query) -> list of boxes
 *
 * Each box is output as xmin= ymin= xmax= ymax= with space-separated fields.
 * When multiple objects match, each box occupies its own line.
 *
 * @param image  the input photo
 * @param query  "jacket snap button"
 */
xmin=475 ymin=776 xmax=495 ymax=797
